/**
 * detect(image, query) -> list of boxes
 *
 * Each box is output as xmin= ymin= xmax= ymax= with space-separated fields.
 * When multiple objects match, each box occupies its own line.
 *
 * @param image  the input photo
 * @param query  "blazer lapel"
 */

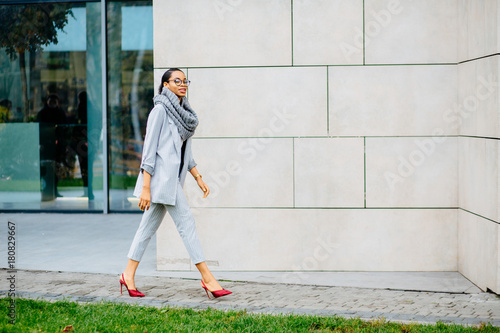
xmin=169 ymin=119 xmax=183 ymax=155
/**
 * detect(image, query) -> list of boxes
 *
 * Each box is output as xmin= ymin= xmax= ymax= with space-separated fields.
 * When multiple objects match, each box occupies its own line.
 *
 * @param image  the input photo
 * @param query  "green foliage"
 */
xmin=0 ymin=3 xmax=74 ymax=121
xmin=0 ymin=298 xmax=498 ymax=333
xmin=0 ymin=4 xmax=73 ymax=59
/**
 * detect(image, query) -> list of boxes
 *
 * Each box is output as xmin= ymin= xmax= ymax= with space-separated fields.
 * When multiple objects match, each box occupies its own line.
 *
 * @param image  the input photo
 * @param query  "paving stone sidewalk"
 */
xmin=1 ymin=268 xmax=500 ymax=326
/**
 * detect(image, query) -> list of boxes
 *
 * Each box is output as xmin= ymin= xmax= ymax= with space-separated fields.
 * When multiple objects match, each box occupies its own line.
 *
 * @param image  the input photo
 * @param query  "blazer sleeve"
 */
xmin=140 ymin=106 xmax=165 ymax=176
xmin=187 ymin=147 xmax=197 ymax=171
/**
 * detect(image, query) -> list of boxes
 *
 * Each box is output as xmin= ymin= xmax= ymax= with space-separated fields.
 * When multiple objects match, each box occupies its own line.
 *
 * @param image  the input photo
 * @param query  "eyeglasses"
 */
xmin=168 ymin=79 xmax=191 ymax=86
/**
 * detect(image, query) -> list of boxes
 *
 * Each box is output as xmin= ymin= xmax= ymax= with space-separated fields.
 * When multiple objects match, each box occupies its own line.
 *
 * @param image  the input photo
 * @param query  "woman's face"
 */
xmin=163 ymin=71 xmax=188 ymax=99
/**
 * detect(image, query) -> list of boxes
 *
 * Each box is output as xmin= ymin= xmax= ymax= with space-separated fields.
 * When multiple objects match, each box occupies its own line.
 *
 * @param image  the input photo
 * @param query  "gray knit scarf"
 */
xmin=153 ymin=87 xmax=198 ymax=141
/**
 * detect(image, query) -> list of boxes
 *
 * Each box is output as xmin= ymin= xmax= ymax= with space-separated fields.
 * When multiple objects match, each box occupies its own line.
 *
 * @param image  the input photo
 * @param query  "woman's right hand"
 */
xmin=139 ymin=187 xmax=151 ymax=211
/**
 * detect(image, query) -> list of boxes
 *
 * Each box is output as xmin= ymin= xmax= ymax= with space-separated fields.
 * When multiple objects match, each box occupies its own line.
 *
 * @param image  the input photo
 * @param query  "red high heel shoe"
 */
xmin=201 ymin=280 xmax=232 ymax=299
xmin=120 ymin=273 xmax=145 ymax=297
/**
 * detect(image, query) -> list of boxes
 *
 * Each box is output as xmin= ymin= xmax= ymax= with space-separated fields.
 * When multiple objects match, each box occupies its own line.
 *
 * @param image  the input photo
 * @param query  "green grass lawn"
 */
xmin=0 ymin=180 xmax=40 ymax=192
xmin=0 ymin=298 xmax=498 ymax=333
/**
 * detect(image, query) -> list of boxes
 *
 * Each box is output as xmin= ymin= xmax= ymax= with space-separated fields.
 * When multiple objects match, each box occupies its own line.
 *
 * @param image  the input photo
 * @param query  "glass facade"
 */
xmin=107 ymin=1 xmax=153 ymax=210
xmin=0 ymin=0 xmax=153 ymax=212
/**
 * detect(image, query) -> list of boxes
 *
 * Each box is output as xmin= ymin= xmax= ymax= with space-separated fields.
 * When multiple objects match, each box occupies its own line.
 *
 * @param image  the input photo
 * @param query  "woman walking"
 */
xmin=120 ymin=68 xmax=231 ymax=299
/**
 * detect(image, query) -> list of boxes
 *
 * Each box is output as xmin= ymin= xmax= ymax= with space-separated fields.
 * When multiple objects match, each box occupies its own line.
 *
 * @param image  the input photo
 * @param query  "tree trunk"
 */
xmin=19 ymin=50 xmax=29 ymax=122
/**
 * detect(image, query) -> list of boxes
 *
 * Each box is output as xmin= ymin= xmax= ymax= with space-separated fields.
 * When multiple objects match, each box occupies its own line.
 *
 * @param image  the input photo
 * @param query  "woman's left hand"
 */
xmin=197 ymin=178 xmax=210 ymax=198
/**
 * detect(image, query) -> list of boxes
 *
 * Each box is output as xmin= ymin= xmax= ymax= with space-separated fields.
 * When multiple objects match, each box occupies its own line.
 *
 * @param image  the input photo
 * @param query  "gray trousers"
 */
xmin=127 ymin=182 xmax=205 ymax=264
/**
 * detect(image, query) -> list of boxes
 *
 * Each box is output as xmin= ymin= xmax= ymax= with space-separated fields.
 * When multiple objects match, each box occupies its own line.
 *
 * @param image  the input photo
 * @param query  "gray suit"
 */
xmin=128 ymin=104 xmax=205 ymax=264
xmin=133 ymin=104 xmax=196 ymax=205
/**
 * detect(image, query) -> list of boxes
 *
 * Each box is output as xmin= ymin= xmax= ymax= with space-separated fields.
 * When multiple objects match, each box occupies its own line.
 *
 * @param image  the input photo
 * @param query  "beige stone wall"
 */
xmin=457 ymin=0 xmax=500 ymax=293
xmin=153 ymin=0 xmax=500 ymax=292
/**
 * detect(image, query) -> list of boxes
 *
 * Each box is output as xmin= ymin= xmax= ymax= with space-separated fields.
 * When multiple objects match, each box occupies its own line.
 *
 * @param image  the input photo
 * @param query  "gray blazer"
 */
xmin=133 ymin=104 xmax=197 ymax=205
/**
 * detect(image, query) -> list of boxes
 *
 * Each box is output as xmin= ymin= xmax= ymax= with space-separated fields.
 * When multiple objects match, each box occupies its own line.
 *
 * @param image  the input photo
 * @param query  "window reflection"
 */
xmin=0 ymin=2 xmax=103 ymax=211
xmin=0 ymin=1 xmax=153 ymax=212
xmin=107 ymin=1 xmax=153 ymax=211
